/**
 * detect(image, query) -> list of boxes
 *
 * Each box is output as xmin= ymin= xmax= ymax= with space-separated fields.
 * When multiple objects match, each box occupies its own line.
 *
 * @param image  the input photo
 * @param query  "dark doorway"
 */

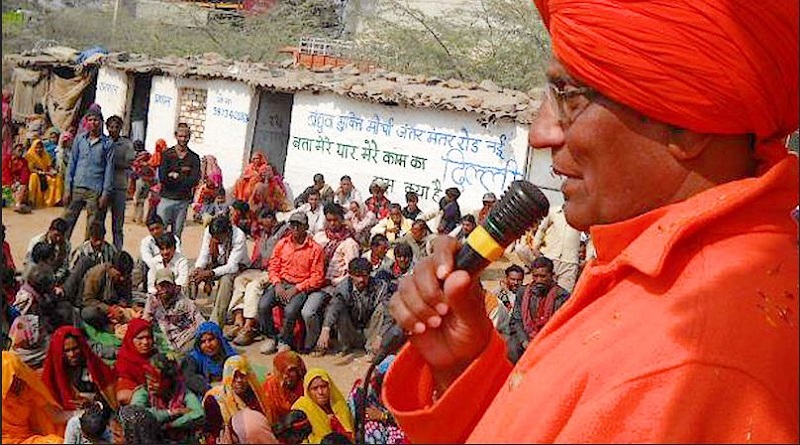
xmin=251 ymin=91 xmax=293 ymax=174
xmin=129 ymin=73 xmax=153 ymax=143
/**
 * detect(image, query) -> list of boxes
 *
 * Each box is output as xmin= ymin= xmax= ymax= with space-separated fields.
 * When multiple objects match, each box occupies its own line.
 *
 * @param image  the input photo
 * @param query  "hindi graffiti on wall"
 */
xmin=283 ymin=94 xmax=527 ymax=212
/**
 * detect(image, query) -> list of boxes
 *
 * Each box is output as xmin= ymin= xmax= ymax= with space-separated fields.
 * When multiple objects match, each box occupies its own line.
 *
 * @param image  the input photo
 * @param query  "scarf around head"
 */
xmin=189 ymin=321 xmax=236 ymax=383
xmin=25 ymin=139 xmax=52 ymax=171
xmin=114 ymin=318 xmax=158 ymax=385
xmin=292 ymin=367 xmax=354 ymax=442
xmin=41 ymin=325 xmax=116 ymax=410
xmin=205 ymin=355 xmax=273 ymax=426
xmin=532 ymin=0 xmax=798 ymax=171
xmin=264 ymin=351 xmax=307 ymax=421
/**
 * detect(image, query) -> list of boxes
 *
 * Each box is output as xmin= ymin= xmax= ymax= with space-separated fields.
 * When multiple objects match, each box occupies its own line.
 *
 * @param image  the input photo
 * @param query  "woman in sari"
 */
xmin=41 ymin=326 xmax=118 ymax=414
xmin=233 ymin=152 xmax=267 ymax=202
xmin=2 ymin=351 xmax=64 ymax=444
xmin=249 ymin=164 xmax=291 ymax=214
xmin=203 ymin=355 xmax=273 ymax=444
xmin=6 ymin=142 xmax=31 ymax=212
xmin=146 ymin=138 xmax=167 ymax=221
xmin=182 ymin=321 xmax=237 ymax=396
xmin=2 ymin=90 xmax=13 ymax=186
xmin=292 ymin=367 xmax=354 ymax=444
xmin=114 ymin=318 xmax=162 ymax=405
xmin=347 ymin=355 xmax=408 ymax=444
xmin=25 ymin=139 xmax=63 ymax=207
xmin=42 ymin=127 xmax=59 ymax=161
xmin=129 ymin=358 xmax=205 ymax=443
xmin=262 ymin=350 xmax=306 ymax=423
xmin=193 ymin=155 xmax=224 ymax=219
xmin=8 ymin=314 xmax=48 ymax=369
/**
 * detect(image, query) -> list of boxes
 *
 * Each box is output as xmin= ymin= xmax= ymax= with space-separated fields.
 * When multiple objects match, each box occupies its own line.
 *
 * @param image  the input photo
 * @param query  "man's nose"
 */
xmin=529 ymin=94 xmax=565 ymax=150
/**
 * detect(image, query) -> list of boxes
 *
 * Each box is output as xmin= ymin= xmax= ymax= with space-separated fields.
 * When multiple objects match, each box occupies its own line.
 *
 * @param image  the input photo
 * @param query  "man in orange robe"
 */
xmin=382 ymin=0 xmax=799 ymax=442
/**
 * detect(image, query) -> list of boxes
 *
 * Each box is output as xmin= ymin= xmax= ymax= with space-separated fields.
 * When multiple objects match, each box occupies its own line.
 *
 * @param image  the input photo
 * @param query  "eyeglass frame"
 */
xmin=543 ymin=82 xmax=597 ymax=127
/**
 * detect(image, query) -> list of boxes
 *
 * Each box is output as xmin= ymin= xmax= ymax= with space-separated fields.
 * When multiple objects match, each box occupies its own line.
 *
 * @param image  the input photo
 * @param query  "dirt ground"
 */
xmin=2 ymin=202 xmax=516 ymax=392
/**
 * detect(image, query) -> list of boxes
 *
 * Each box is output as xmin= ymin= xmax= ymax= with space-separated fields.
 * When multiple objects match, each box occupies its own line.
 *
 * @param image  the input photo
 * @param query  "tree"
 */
xmin=350 ymin=0 xmax=551 ymax=91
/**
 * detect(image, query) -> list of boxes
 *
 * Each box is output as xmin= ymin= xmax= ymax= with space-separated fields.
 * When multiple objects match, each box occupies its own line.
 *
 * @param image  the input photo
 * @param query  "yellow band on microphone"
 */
xmin=466 ymin=225 xmax=504 ymax=262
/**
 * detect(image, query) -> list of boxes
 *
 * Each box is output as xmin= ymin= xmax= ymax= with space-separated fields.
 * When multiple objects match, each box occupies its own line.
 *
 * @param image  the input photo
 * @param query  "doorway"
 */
xmin=128 ymin=73 xmax=153 ymax=144
xmin=250 ymin=91 xmax=293 ymax=174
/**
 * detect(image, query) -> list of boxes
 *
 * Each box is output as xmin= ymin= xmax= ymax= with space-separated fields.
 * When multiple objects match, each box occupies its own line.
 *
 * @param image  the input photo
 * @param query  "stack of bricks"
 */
xmin=178 ymin=87 xmax=208 ymax=145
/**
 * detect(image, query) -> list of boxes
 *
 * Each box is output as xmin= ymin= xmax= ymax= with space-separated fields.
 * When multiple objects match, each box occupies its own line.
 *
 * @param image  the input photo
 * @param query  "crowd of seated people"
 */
xmin=1 ymin=138 xmax=598 ymax=444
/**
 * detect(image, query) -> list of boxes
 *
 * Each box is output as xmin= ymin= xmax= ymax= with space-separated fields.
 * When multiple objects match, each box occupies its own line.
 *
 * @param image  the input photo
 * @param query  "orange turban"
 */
xmin=533 ymin=0 xmax=799 ymax=168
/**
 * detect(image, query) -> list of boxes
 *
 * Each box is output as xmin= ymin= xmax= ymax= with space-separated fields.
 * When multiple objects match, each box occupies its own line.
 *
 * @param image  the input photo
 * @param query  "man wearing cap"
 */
xmin=142 ymin=268 xmax=205 ymax=355
xmin=383 ymin=0 xmax=798 ymax=442
xmin=258 ymin=211 xmax=325 ymax=354
xmin=62 ymin=109 xmax=114 ymax=241
xmin=475 ymin=192 xmax=496 ymax=225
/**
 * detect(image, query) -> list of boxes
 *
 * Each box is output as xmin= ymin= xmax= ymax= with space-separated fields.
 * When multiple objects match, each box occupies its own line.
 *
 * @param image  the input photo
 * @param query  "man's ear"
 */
xmin=666 ymin=128 xmax=711 ymax=161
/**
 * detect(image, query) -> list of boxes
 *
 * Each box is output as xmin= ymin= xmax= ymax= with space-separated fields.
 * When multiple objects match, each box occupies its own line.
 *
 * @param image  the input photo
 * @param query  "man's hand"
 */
xmin=388 ymin=235 xmax=493 ymax=393
xmin=274 ymin=283 xmax=288 ymax=300
xmin=98 ymin=194 xmax=109 ymax=210
xmin=62 ymin=192 xmax=71 ymax=206
xmin=316 ymin=327 xmax=331 ymax=351
xmin=285 ymin=285 xmax=299 ymax=299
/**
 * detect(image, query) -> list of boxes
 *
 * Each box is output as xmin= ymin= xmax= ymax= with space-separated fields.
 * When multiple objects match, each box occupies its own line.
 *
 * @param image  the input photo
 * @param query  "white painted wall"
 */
xmin=94 ymin=67 xmax=129 ymax=123
xmin=143 ymin=76 xmax=257 ymax=189
xmin=201 ymin=80 xmax=257 ymax=190
xmin=284 ymin=92 xmax=560 ymax=216
xmin=144 ymin=75 xmax=179 ymax=150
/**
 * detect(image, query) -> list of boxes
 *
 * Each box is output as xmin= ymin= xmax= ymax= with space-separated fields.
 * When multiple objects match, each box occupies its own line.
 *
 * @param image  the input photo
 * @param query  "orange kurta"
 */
xmin=384 ymin=156 xmax=799 ymax=443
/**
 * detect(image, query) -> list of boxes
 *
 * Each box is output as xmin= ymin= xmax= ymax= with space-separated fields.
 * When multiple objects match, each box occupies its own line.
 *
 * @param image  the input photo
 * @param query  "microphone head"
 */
xmin=484 ymin=180 xmax=549 ymax=246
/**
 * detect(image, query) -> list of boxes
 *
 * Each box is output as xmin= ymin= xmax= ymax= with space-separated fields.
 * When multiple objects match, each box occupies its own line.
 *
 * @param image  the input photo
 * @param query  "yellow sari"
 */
xmin=25 ymin=139 xmax=63 ymax=207
xmin=291 ymin=367 xmax=354 ymax=444
xmin=2 ymin=351 xmax=64 ymax=444
xmin=203 ymin=355 xmax=273 ymax=443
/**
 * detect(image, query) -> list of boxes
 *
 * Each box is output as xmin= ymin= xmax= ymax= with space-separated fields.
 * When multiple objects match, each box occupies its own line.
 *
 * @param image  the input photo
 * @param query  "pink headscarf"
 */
xmin=203 ymin=155 xmax=223 ymax=187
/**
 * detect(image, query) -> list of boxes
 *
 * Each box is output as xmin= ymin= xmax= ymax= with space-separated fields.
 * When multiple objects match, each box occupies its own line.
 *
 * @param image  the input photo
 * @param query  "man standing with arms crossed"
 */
xmin=106 ymin=115 xmax=135 ymax=250
xmin=383 ymin=0 xmax=799 ymax=442
xmin=157 ymin=123 xmax=201 ymax=239
xmin=63 ymin=109 xmax=114 ymax=241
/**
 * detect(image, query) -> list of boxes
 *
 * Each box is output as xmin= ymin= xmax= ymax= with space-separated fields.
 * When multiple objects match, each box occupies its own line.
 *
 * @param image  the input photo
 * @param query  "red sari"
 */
xmin=262 ymin=350 xmax=306 ymax=422
xmin=41 ymin=326 xmax=117 ymax=410
xmin=114 ymin=318 xmax=159 ymax=392
xmin=233 ymin=153 xmax=267 ymax=201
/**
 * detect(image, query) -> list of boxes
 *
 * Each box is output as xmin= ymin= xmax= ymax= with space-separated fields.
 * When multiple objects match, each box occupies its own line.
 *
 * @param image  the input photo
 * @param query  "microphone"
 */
xmin=373 ymin=180 xmax=550 ymax=365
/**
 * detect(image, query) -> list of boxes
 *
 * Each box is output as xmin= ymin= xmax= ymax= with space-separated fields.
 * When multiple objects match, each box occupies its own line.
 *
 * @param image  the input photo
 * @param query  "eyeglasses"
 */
xmin=544 ymin=82 xmax=596 ymax=127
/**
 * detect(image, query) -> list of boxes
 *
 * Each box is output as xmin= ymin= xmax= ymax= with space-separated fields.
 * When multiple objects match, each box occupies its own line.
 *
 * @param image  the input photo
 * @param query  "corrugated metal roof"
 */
xmin=4 ymin=47 xmax=541 ymax=124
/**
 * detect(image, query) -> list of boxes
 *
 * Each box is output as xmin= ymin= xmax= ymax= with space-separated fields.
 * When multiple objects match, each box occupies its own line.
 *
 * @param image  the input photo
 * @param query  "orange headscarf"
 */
xmin=533 ymin=0 xmax=799 ymax=169
xmin=149 ymin=138 xmax=167 ymax=168
xmin=263 ymin=350 xmax=307 ymax=423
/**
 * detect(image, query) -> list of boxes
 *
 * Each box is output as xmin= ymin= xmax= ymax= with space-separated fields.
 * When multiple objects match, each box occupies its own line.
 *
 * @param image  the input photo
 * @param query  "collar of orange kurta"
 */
xmin=590 ymin=155 xmax=799 ymax=278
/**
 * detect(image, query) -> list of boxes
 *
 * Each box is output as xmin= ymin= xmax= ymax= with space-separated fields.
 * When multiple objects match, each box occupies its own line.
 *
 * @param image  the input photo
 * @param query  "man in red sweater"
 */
xmin=257 ymin=212 xmax=325 ymax=354
xmin=383 ymin=0 xmax=799 ymax=442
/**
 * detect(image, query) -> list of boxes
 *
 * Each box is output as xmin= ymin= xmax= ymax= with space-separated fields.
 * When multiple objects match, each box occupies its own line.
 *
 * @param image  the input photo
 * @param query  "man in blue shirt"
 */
xmin=62 ymin=109 xmax=114 ymax=241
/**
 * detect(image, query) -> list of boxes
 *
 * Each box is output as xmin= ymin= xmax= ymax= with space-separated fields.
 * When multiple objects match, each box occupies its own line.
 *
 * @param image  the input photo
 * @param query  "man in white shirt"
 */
xmin=333 ymin=175 xmax=363 ymax=207
xmin=293 ymin=189 xmax=325 ymax=235
xmin=528 ymin=205 xmax=581 ymax=292
xmin=138 ymin=215 xmax=181 ymax=291
xmin=146 ymin=233 xmax=189 ymax=294
xmin=190 ymin=215 xmax=249 ymax=326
